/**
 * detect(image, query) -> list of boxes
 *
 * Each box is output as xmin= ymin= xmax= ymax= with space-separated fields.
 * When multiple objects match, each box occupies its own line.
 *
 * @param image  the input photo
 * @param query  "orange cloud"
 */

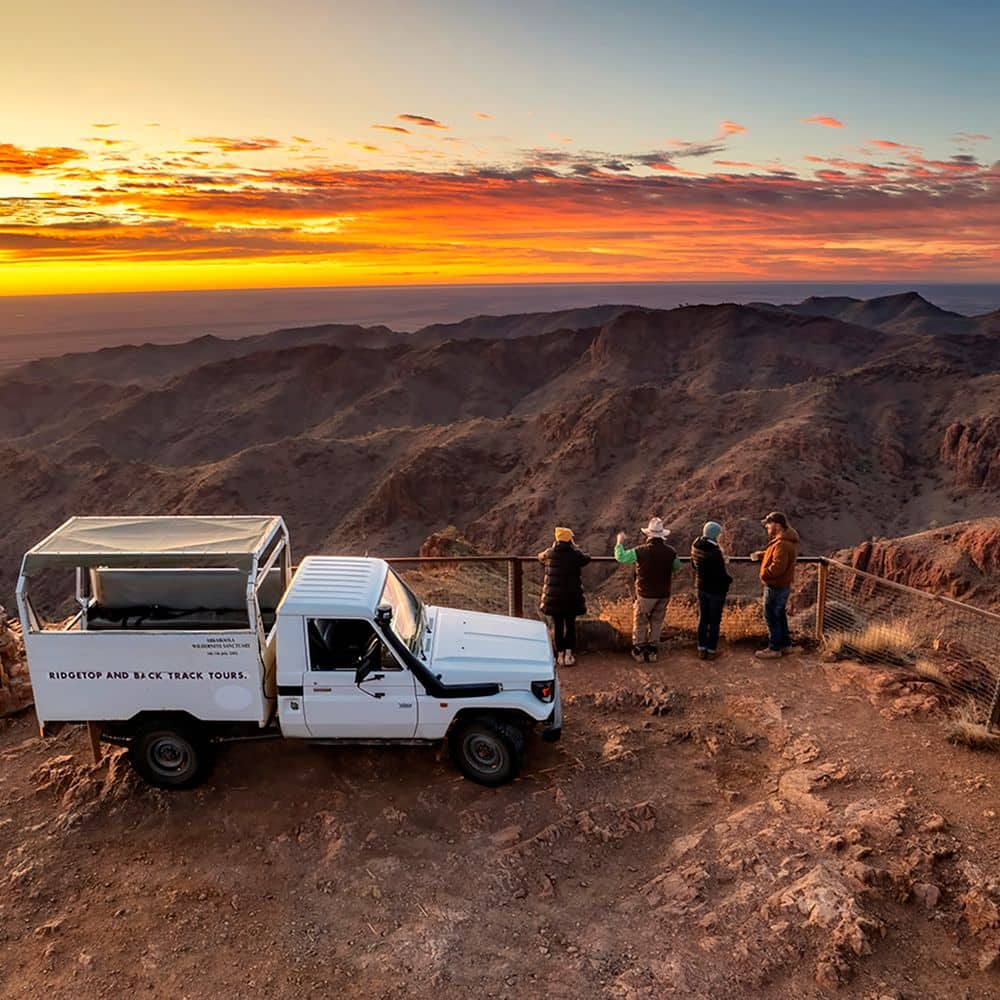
xmin=905 ymin=152 xmax=982 ymax=173
xmin=188 ymin=136 xmax=283 ymax=152
xmin=372 ymin=124 xmax=411 ymax=134
xmin=868 ymin=139 xmax=907 ymax=149
xmin=474 ymin=112 xmax=493 ymax=119
xmin=0 ymin=143 xmax=85 ymax=174
xmin=3 ymin=134 xmax=998 ymax=292
xmin=719 ymin=121 xmax=747 ymax=134
xmin=90 ymin=123 xmax=119 ymax=129
xmin=802 ymin=115 xmax=845 ymax=129
xmin=397 ymin=114 xmax=448 ymax=129
xmin=714 ymin=160 xmax=753 ymax=168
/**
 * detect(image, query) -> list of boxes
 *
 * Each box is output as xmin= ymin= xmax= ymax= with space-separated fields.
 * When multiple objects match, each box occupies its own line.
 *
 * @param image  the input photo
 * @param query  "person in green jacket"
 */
xmin=615 ymin=516 xmax=682 ymax=663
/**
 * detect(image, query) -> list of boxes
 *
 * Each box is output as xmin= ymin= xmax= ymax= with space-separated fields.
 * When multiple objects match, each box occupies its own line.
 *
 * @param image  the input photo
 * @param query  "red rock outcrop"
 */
xmin=840 ymin=518 xmax=1000 ymax=610
xmin=941 ymin=417 xmax=1000 ymax=489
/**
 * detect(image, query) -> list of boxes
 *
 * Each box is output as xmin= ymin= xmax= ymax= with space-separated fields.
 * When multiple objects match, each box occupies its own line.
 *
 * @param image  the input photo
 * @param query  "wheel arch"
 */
xmin=101 ymin=709 xmax=207 ymax=742
xmin=446 ymin=706 xmax=537 ymax=736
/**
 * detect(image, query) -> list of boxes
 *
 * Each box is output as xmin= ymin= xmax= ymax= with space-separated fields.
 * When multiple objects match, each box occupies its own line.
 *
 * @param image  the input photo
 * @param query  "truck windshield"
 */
xmin=379 ymin=570 xmax=424 ymax=654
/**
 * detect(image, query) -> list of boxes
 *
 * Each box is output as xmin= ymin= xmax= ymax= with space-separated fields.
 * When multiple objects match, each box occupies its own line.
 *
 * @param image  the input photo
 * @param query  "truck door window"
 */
xmin=307 ymin=619 xmax=402 ymax=672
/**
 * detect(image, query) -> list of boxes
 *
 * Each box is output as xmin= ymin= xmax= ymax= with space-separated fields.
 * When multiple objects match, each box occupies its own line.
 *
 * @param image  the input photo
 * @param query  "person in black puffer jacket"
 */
xmin=690 ymin=520 xmax=733 ymax=660
xmin=538 ymin=526 xmax=591 ymax=666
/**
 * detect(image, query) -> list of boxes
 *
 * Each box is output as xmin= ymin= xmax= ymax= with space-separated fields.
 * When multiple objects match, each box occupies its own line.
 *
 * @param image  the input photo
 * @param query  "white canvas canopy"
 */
xmin=21 ymin=516 xmax=285 ymax=575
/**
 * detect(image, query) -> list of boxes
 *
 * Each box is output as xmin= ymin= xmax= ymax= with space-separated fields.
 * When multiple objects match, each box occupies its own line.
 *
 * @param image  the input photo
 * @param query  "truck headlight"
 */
xmin=531 ymin=680 xmax=555 ymax=703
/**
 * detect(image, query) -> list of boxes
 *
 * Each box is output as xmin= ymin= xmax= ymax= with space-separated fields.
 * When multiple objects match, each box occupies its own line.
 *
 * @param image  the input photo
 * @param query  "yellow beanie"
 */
xmin=554 ymin=526 xmax=574 ymax=542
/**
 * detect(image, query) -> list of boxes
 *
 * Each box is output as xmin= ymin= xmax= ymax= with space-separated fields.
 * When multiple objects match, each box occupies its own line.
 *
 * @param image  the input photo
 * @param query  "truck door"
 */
xmin=302 ymin=618 xmax=418 ymax=739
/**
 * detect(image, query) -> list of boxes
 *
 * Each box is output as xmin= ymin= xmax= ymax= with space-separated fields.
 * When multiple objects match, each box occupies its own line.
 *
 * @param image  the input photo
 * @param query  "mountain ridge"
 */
xmin=0 ymin=295 xmax=997 ymax=603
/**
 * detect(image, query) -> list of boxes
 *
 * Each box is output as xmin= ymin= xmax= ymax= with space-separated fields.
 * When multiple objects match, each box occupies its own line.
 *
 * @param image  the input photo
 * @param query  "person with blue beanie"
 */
xmin=690 ymin=520 xmax=733 ymax=660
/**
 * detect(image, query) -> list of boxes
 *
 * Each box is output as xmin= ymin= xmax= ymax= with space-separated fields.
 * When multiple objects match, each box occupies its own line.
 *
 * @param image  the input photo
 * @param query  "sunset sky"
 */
xmin=3 ymin=0 xmax=998 ymax=295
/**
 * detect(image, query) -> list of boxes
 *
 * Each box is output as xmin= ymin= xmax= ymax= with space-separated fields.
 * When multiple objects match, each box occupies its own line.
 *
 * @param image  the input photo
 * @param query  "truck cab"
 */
xmin=274 ymin=556 xmax=561 ymax=785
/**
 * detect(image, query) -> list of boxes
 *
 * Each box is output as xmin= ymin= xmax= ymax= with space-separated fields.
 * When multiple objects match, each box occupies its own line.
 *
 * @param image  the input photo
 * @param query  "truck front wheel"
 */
xmin=128 ymin=720 xmax=213 ymax=790
xmin=449 ymin=717 xmax=525 ymax=787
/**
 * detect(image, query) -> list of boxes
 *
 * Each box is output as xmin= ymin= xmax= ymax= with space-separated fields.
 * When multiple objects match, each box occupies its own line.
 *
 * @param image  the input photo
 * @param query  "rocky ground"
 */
xmin=3 ymin=644 xmax=1000 ymax=999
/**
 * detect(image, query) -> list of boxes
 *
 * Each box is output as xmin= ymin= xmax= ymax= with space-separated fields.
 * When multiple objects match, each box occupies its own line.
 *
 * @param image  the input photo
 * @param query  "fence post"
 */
xmin=508 ymin=559 xmax=524 ymax=618
xmin=815 ymin=560 xmax=828 ymax=642
xmin=987 ymin=679 xmax=1000 ymax=733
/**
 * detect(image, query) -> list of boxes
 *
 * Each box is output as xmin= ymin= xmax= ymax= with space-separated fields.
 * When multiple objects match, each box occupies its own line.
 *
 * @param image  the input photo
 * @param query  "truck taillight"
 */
xmin=531 ymin=680 xmax=554 ymax=703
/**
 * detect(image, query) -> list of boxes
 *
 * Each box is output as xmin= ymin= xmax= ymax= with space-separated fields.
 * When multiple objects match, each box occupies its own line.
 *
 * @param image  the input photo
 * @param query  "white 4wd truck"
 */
xmin=17 ymin=516 xmax=560 ymax=788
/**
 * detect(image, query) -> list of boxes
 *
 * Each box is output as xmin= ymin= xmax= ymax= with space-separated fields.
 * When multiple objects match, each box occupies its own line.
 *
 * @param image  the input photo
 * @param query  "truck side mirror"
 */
xmin=355 ymin=632 xmax=382 ymax=686
xmin=375 ymin=603 xmax=393 ymax=627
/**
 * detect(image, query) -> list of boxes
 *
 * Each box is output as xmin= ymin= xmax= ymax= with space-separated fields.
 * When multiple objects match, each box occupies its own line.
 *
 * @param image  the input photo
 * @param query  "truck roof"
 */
xmin=21 ymin=515 xmax=286 ymax=576
xmin=278 ymin=556 xmax=389 ymax=618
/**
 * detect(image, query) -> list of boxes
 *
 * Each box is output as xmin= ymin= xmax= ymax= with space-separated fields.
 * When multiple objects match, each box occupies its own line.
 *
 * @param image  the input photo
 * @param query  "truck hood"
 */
xmin=427 ymin=607 xmax=554 ymax=687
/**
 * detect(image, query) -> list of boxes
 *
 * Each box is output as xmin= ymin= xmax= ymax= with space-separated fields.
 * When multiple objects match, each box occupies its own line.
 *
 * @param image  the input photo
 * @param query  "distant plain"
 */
xmin=1 ymin=281 xmax=999 ymax=370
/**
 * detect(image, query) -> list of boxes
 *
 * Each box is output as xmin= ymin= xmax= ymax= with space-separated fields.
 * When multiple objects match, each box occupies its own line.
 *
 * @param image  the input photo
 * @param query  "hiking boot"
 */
xmin=697 ymin=649 xmax=708 ymax=660
xmin=782 ymin=645 xmax=805 ymax=656
xmin=556 ymin=651 xmax=565 ymax=666
xmin=563 ymin=650 xmax=576 ymax=667
xmin=706 ymin=650 xmax=718 ymax=660
xmin=645 ymin=644 xmax=657 ymax=663
xmin=755 ymin=648 xmax=782 ymax=660
xmin=631 ymin=645 xmax=645 ymax=663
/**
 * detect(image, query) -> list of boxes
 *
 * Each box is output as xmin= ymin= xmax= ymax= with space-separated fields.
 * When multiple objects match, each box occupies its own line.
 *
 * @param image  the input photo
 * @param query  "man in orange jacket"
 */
xmin=750 ymin=511 xmax=803 ymax=659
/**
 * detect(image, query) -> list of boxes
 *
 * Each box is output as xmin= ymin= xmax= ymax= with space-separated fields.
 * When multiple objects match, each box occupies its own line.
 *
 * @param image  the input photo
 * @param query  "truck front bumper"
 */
xmin=541 ymin=675 xmax=562 ymax=743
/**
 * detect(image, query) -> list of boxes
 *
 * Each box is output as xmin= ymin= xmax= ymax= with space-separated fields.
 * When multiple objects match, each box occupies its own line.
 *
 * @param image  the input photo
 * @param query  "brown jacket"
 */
xmin=759 ymin=527 xmax=799 ymax=588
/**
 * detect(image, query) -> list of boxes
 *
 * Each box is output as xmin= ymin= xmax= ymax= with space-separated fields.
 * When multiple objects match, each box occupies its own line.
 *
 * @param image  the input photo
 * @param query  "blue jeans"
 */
xmin=697 ymin=591 xmax=726 ymax=652
xmin=763 ymin=586 xmax=791 ymax=651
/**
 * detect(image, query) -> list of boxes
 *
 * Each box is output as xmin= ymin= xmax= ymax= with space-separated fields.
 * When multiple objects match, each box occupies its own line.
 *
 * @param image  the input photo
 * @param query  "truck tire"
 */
xmin=128 ymin=719 xmax=213 ymax=790
xmin=449 ymin=716 xmax=525 ymax=787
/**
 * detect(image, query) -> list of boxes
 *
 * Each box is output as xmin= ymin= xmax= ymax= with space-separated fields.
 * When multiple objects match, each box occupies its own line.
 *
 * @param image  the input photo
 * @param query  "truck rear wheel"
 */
xmin=128 ymin=720 xmax=213 ymax=790
xmin=449 ymin=717 xmax=524 ymax=787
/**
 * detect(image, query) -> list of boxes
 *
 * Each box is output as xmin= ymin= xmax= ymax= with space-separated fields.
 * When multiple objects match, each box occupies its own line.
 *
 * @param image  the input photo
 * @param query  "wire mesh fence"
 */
xmin=816 ymin=559 xmax=1000 ymax=726
xmin=548 ymin=557 xmax=822 ymax=646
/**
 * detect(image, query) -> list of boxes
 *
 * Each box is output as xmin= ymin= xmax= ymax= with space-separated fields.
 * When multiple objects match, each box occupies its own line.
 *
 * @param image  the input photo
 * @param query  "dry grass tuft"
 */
xmin=596 ymin=595 xmax=767 ymax=644
xmin=596 ymin=596 xmax=634 ymax=641
xmin=723 ymin=600 xmax=767 ymax=642
xmin=913 ymin=658 xmax=951 ymax=688
xmin=823 ymin=619 xmax=920 ymax=665
xmin=947 ymin=702 xmax=1000 ymax=752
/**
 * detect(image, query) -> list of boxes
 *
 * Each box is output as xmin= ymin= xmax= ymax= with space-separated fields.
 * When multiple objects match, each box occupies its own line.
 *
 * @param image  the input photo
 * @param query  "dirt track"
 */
xmin=3 ymin=646 xmax=1000 ymax=999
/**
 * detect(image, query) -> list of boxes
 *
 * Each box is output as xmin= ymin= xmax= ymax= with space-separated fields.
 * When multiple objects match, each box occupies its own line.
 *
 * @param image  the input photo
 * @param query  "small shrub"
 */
xmin=947 ymin=702 xmax=1000 ymax=752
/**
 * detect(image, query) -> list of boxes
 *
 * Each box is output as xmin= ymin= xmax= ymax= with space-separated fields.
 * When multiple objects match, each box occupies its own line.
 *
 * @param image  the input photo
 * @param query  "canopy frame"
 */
xmin=20 ymin=515 xmax=287 ymax=576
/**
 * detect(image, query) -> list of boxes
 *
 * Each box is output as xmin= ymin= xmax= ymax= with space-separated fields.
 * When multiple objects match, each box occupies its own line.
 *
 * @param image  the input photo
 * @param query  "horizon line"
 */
xmin=4 ymin=277 xmax=999 ymax=301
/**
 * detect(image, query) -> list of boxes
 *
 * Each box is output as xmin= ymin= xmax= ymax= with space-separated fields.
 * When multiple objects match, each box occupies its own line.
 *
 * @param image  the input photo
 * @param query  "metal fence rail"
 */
xmin=387 ymin=554 xmax=825 ymax=621
xmin=389 ymin=553 xmax=1000 ymax=729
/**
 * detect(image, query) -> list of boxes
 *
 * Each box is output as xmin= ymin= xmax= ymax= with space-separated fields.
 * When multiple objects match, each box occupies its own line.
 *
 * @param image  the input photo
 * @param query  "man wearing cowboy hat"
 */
xmin=615 ymin=517 xmax=682 ymax=662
